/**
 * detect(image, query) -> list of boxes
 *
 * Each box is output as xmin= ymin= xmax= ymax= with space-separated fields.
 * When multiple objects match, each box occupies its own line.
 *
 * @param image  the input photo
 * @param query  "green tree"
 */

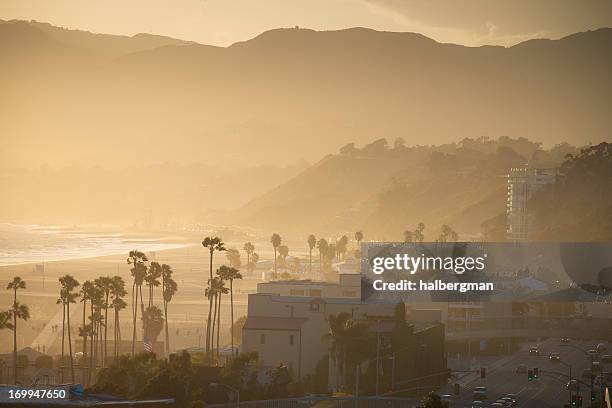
xmin=7 ymin=277 xmax=29 ymax=384
xmin=226 ymin=249 xmax=242 ymax=269
xmin=127 ymin=250 xmax=149 ymax=357
xmin=218 ymin=265 xmax=242 ymax=355
xmin=142 ymin=306 xmax=164 ymax=348
xmin=414 ymin=222 xmax=426 ymax=243
xmin=232 ymin=315 xmax=247 ymax=345
xmin=418 ymin=392 xmax=445 ymax=408
xmin=202 ymin=237 xmax=226 ymax=362
xmin=270 ymin=233 xmax=282 ymax=279
xmin=438 ymin=224 xmax=458 ymax=243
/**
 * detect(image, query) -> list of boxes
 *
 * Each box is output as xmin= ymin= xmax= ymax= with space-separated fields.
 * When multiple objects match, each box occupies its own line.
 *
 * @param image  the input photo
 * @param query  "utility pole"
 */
xmin=375 ymin=319 xmax=380 ymax=397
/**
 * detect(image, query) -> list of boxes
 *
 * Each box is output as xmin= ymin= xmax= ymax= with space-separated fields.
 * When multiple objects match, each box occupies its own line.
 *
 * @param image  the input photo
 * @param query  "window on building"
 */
xmin=260 ymin=334 xmax=265 ymax=344
xmin=342 ymin=290 xmax=357 ymax=297
xmin=309 ymin=303 xmax=320 ymax=312
xmin=290 ymin=289 xmax=305 ymax=296
xmin=289 ymin=334 xmax=294 ymax=345
xmin=310 ymin=289 xmax=322 ymax=297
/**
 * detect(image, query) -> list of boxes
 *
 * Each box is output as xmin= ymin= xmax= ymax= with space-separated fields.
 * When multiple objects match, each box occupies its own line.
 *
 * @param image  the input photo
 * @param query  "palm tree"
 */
xmin=161 ymin=264 xmax=177 ymax=356
xmin=323 ymin=312 xmax=351 ymax=390
xmin=111 ymin=298 xmax=127 ymax=358
xmin=337 ymin=236 xmax=349 ymax=259
xmin=217 ymin=265 xmax=242 ymax=355
xmin=110 ymin=276 xmax=127 ymax=359
xmin=307 ymin=234 xmax=316 ymax=274
xmin=270 ymin=233 xmax=281 ymax=279
xmin=127 ymin=250 xmax=148 ymax=357
xmin=7 ymin=277 xmax=28 ymax=384
xmin=248 ymin=252 xmax=259 ymax=276
xmin=243 ymin=242 xmax=255 ymax=273
xmin=79 ymin=281 xmax=95 ymax=358
xmin=354 ymin=231 xmax=363 ymax=249
xmin=212 ymin=276 xmax=228 ymax=362
xmin=202 ymin=236 xmax=225 ymax=362
xmin=94 ymin=276 xmax=112 ymax=366
xmin=317 ymin=239 xmax=329 ymax=271
xmin=87 ymin=285 xmax=103 ymax=383
xmin=204 ymin=279 xmax=216 ymax=364
xmin=58 ymin=275 xmax=80 ymax=382
xmin=146 ymin=262 xmax=162 ymax=307
xmin=403 ymin=230 xmax=413 ymax=243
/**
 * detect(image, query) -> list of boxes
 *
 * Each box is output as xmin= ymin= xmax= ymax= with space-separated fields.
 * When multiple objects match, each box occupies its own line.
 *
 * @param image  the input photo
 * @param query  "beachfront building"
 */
xmin=242 ymin=273 xmax=447 ymax=391
xmin=256 ymin=273 xmax=361 ymax=298
xmin=506 ymin=166 xmax=557 ymax=241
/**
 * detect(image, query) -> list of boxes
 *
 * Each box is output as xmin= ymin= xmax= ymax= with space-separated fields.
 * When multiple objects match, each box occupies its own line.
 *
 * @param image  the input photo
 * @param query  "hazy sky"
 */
xmin=1 ymin=0 xmax=611 ymax=46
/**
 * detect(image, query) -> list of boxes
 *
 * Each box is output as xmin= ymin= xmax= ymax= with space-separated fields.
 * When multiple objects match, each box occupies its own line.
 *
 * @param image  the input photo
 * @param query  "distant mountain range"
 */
xmin=1 ymin=19 xmax=610 ymax=170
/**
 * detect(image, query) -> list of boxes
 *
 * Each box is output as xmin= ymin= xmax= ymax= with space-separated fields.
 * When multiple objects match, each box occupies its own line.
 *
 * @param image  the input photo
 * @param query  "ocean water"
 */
xmin=0 ymin=223 xmax=189 ymax=266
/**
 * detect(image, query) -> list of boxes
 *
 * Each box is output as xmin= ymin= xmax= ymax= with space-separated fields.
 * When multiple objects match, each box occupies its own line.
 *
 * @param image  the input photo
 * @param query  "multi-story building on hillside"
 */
xmin=506 ymin=166 xmax=557 ymax=241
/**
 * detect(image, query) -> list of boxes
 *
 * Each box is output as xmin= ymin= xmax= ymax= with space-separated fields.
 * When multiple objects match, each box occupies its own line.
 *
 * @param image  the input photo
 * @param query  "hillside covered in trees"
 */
xmin=233 ymin=137 xmax=578 ymax=239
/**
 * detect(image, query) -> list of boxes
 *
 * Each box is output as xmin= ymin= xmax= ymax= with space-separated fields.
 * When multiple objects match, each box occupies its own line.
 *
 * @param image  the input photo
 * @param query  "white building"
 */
xmin=506 ymin=167 xmax=556 ymax=241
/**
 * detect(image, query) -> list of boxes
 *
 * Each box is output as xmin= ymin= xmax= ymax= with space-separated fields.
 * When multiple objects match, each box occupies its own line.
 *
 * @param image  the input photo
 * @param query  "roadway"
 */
xmin=437 ymin=338 xmax=611 ymax=407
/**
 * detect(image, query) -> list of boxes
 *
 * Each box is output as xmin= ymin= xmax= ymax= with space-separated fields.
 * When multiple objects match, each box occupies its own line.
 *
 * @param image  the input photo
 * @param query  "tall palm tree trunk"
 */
xmin=139 ymin=285 xmax=145 ymax=342
xmin=163 ymin=300 xmax=169 ymax=356
xmin=61 ymin=303 xmax=66 ymax=383
xmin=206 ymin=250 xmax=213 ymax=363
xmin=273 ymin=248 xmax=277 ymax=278
xmin=67 ymin=302 xmax=74 ymax=382
xmin=12 ymin=289 xmax=17 ymax=385
xmin=206 ymin=292 xmax=213 ymax=364
xmin=211 ymin=293 xmax=218 ymax=364
xmin=216 ymin=292 xmax=221 ymax=362
xmin=82 ymin=299 xmax=87 ymax=356
xmin=88 ymin=303 xmax=94 ymax=384
xmin=230 ymin=280 xmax=234 ymax=355
xmin=309 ymin=249 xmax=312 ymax=274
xmin=103 ymin=294 xmax=108 ymax=366
xmin=131 ymin=283 xmax=137 ymax=356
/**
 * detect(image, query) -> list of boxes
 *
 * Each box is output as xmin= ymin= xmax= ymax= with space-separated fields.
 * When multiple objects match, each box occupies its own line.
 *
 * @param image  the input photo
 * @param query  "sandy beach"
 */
xmin=0 ymin=231 xmax=321 ymax=355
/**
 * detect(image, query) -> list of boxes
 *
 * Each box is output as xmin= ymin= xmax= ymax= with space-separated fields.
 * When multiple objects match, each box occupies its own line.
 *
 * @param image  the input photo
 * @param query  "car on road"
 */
xmin=561 ymin=337 xmax=571 ymax=343
xmin=588 ymin=349 xmax=598 ymax=358
xmin=471 ymin=402 xmax=484 ymax=408
xmin=473 ymin=386 xmax=488 ymax=401
xmin=515 ymin=364 xmax=527 ymax=374
xmin=549 ymin=352 xmax=561 ymax=362
xmin=505 ymin=394 xmax=518 ymax=404
xmin=529 ymin=346 xmax=539 ymax=355
xmin=489 ymin=403 xmax=504 ymax=407
xmin=500 ymin=397 xmax=516 ymax=406
xmin=592 ymin=361 xmax=602 ymax=373
xmin=440 ymin=394 xmax=452 ymax=407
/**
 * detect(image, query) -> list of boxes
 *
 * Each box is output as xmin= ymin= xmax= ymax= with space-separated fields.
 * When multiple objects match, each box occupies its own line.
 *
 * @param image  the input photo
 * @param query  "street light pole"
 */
xmin=375 ymin=319 xmax=380 ymax=397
